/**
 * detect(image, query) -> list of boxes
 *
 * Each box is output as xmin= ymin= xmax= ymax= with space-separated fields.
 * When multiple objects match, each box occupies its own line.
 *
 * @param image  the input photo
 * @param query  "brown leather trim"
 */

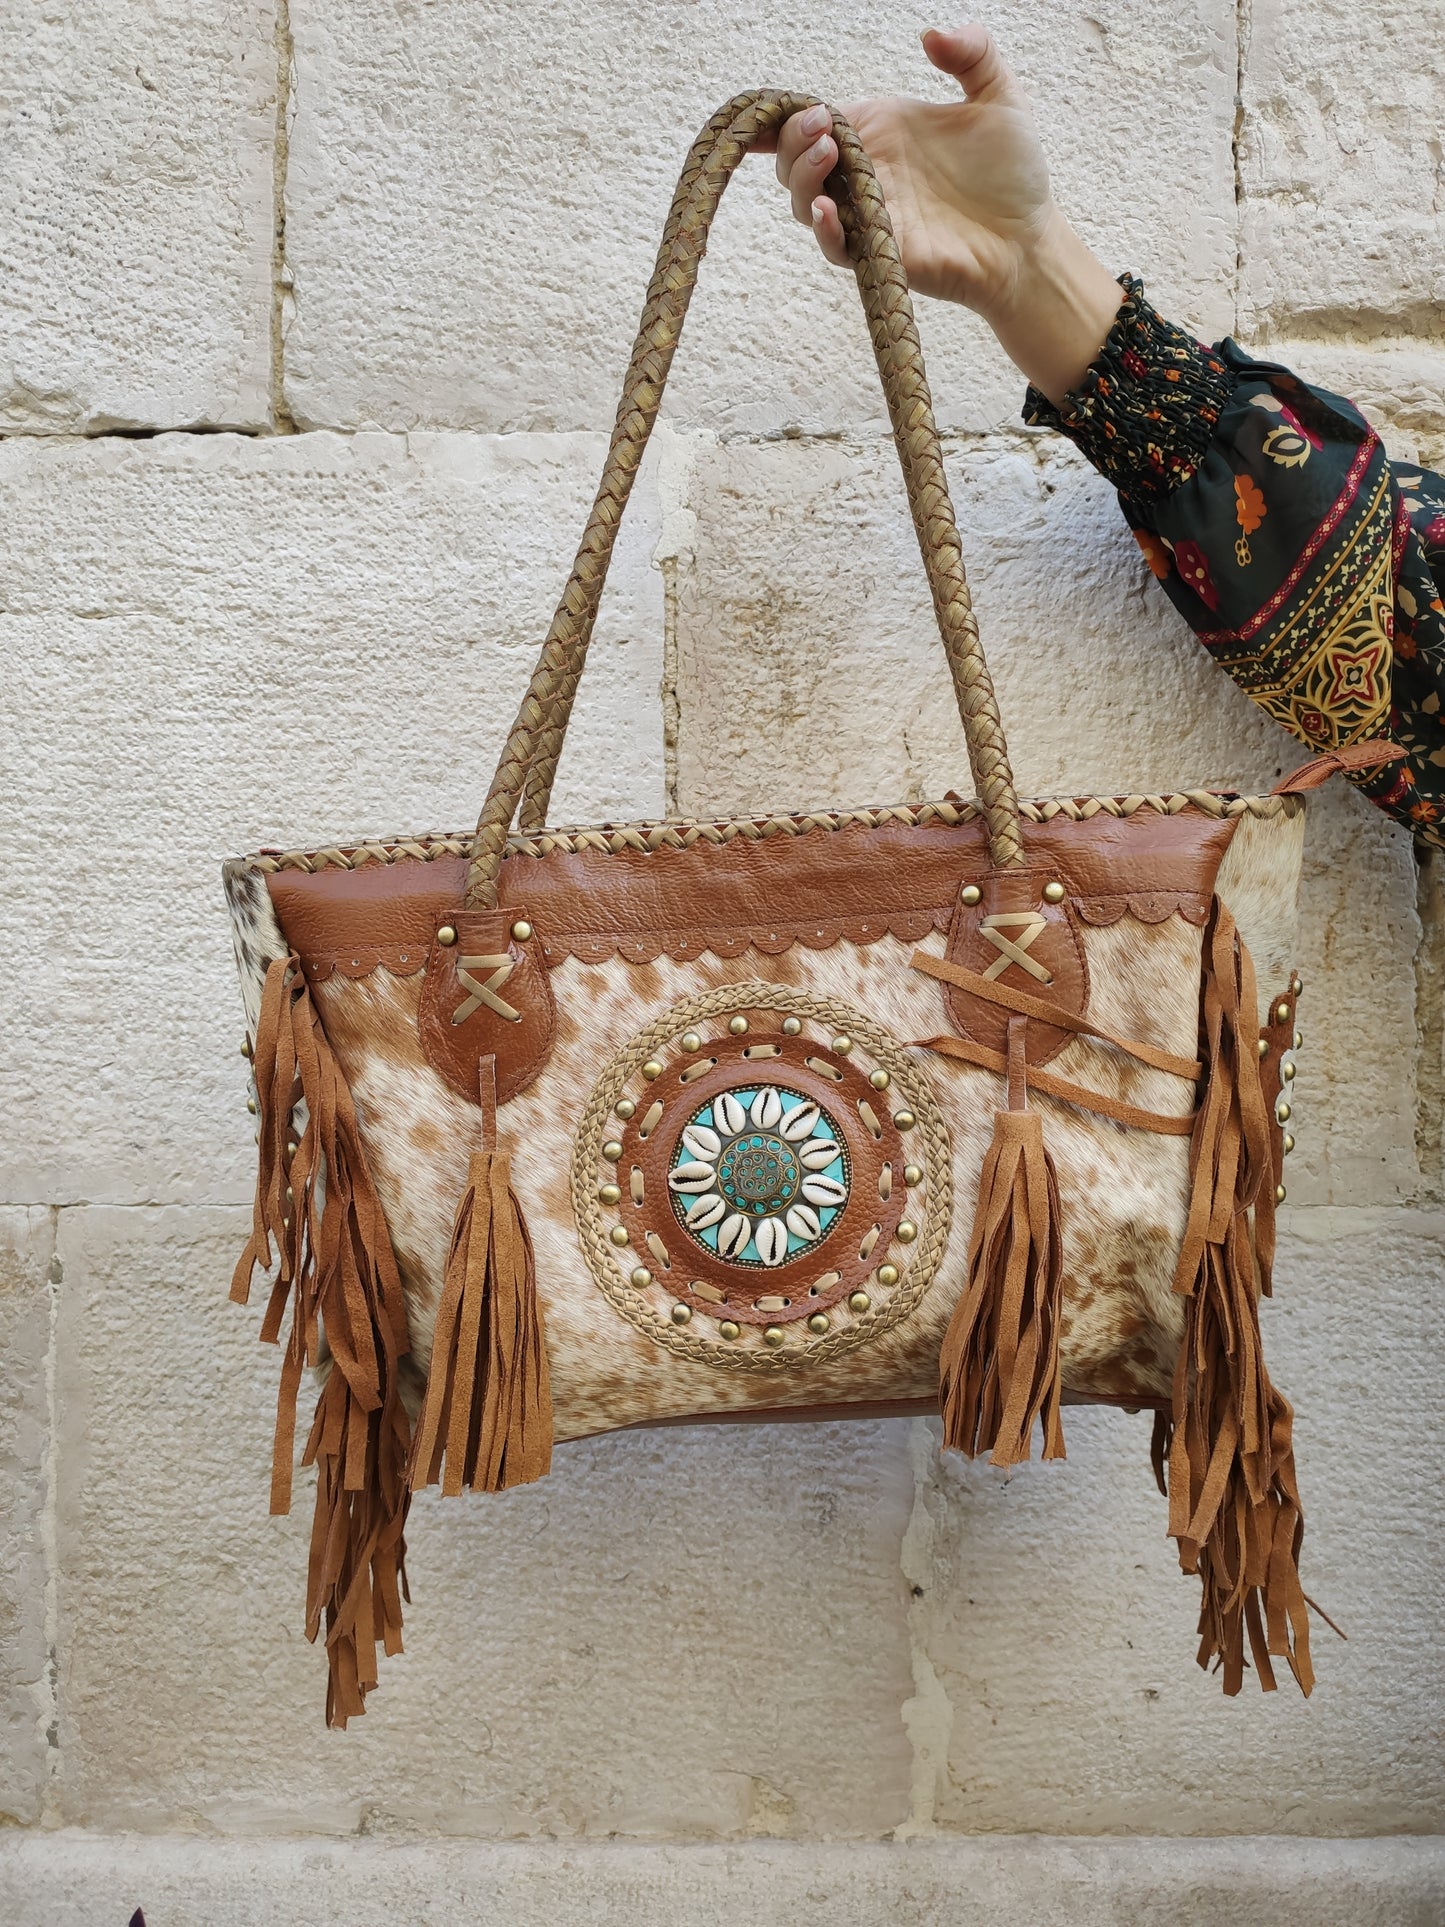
xmin=415 ymin=911 xmax=557 ymax=1106
xmin=612 ymin=1029 xmax=907 ymax=1326
xmin=263 ymin=807 xmax=1240 ymax=977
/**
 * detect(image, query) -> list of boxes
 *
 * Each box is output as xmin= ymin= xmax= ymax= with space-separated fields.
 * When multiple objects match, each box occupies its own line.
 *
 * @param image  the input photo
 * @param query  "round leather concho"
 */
xmin=571 ymin=982 xmax=953 ymax=1373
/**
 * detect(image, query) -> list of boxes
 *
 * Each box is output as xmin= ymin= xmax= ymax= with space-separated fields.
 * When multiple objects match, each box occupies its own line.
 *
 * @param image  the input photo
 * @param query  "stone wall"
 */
xmin=1 ymin=2 xmax=1442 ymax=1918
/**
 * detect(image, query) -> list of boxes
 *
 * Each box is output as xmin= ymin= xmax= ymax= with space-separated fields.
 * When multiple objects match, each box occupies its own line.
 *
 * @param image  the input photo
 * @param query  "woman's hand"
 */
xmin=767 ymin=26 xmax=1124 ymax=404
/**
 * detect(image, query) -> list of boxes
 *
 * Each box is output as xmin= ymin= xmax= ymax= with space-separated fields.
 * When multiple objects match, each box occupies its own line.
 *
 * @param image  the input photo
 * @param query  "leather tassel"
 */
xmin=1166 ymin=899 xmax=1313 ymax=1696
xmin=939 ymin=1017 xmax=1066 ymax=1466
xmin=409 ymin=1062 xmax=553 ymax=1496
xmin=232 ymin=955 xmax=413 ymax=1728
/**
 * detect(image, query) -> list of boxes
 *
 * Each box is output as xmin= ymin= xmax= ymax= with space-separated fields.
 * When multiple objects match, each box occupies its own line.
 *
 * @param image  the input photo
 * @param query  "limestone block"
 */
xmin=1239 ymin=0 xmax=1445 ymax=340
xmin=669 ymin=432 xmax=1420 ymax=1204
xmin=49 ymin=1205 xmax=915 ymax=1835
xmin=0 ymin=1209 xmax=54 ymax=1828
xmin=0 ymin=430 xmax=662 ymax=1207
xmin=1 ymin=1833 xmax=1443 ymax=1927
xmin=281 ymin=0 xmax=1235 ymax=435
xmin=912 ymin=1208 xmax=1445 ymax=1835
xmin=0 ymin=1 xmax=276 ymax=433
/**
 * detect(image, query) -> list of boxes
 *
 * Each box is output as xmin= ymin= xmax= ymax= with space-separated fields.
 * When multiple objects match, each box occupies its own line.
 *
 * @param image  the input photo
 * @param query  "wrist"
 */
xmin=982 ymin=214 xmax=1125 ymax=405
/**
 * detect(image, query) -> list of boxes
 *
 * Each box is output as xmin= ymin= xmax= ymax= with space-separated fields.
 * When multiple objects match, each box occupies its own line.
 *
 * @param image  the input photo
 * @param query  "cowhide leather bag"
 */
xmin=224 ymin=92 xmax=1396 ymax=1726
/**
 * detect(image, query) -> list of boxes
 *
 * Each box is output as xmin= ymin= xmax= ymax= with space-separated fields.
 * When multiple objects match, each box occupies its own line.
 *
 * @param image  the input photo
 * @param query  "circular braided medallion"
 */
xmin=571 ymin=982 xmax=952 ymax=1373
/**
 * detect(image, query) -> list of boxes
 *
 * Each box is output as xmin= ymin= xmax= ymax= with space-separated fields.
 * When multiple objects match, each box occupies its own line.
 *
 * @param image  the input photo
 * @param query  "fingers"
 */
xmin=921 ymin=22 xmax=1028 ymax=107
xmin=809 ymin=195 xmax=850 ymax=268
xmin=774 ymin=102 xmax=841 ymax=230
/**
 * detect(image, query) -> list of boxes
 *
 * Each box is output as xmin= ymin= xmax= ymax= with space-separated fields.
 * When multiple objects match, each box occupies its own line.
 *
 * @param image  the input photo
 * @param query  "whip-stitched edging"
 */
xmin=569 ymin=983 xmax=953 ymax=1376
xmin=232 ymin=790 xmax=1303 ymax=876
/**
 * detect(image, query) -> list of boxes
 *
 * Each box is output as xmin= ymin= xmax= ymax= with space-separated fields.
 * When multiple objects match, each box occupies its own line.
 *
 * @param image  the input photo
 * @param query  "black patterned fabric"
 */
xmin=1025 ymin=276 xmax=1445 ymax=846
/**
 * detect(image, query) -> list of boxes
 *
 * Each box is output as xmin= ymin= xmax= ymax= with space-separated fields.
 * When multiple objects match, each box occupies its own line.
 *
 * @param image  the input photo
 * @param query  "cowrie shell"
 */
xmin=717 ymin=1213 xmax=751 ymax=1258
xmin=799 ymin=1138 xmax=843 ymax=1171
xmin=685 ymin=1193 xmax=726 ymax=1229
xmin=749 ymin=1087 xmax=783 ymax=1130
xmin=786 ymin=1203 xmax=821 ymax=1240
xmin=714 ymin=1092 xmax=747 ymax=1136
xmin=801 ymin=1173 xmax=847 ymax=1208
xmin=779 ymin=1103 xmax=820 ymax=1142
xmin=755 ymin=1217 xmax=788 ymax=1266
xmin=681 ymin=1123 xmax=721 ymax=1161
xmin=668 ymin=1161 xmax=716 ymax=1193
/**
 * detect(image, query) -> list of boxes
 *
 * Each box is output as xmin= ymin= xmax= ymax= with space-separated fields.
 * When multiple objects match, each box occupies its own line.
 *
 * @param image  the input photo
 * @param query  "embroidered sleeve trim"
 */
xmin=1022 ymin=275 xmax=1236 ymax=504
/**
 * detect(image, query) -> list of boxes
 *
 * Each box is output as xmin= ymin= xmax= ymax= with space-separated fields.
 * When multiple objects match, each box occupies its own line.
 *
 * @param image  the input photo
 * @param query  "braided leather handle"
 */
xmin=466 ymin=90 xmax=1023 ymax=907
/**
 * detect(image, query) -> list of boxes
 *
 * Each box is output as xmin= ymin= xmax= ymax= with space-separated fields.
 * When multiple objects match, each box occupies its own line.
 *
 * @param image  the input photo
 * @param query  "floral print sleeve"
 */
xmin=1024 ymin=276 xmax=1445 ymax=847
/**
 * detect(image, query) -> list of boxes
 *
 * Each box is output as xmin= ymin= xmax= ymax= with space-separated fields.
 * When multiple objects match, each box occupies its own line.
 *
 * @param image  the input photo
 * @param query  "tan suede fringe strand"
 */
xmin=1165 ymin=900 xmax=1312 ymax=1695
xmin=409 ymin=1146 xmax=553 ymax=1496
xmin=231 ymin=955 xmax=413 ymax=1727
xmin=938 ymin=1018 xmax=1067 ymax=1466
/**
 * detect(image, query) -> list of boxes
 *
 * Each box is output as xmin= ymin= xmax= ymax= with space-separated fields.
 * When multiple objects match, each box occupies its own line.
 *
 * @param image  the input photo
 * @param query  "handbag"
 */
xmin=224 ymin=91 xmax=1397 ymax=1726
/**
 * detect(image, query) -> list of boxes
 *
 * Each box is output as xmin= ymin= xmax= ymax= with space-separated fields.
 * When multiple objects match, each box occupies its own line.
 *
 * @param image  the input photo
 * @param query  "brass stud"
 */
xmin=848 ymin=1290 xmax=871 ymax=1314
xmin=1294 ymin=1030 xmax=1303 ymax=1051
xmin=728 ymin=1015 xmax=749 ymax=1035
xmin=763 ymin=1325 xmax=785 ymax=1347
xmin=896 ymin=1220 xmax=917 ymax=1245
xmin=681 ymin=1032 xmax=701 ymax=1053
xmin=1282 ymin=1062 xmax=1296 ymax=1081
xmin=615 ymin=1098 xmax=636 ymax=1120
xmin=602 ymin=1139 xmax=623 ymax=1162
xmin=1043 ymin=880 xmax=1066 ymax=904
xmin=1293 ymin=975 xmax=1304 ymax=995
xmin=246 ymin=1097 xmax=257 ymax=1114
xmin=286 ymin=1139 xmax=299 ymax=1157
xmin=1276 ymin=1002 xmax=1291 ymax=1024
xmin=1275 ymin=1102 xmax=1291 ymax=1124
xmin=1257 ymin=1037 xmax=1269 ymax=1058
xmin=437 ymin=924 xmax=457 ymax=946
xmin=240 ymin=1038 xmax=252 ymax=1059
xmin=1283 ymin=1134 xmax=1296 ymax=1154
xmin=642 ymin=1059 xmax=664 ymax=1080
xmin=631 ymin=1266 xmax=653 ymax=1288
xmin=599 ymin=1183 xmax=622 ymax=1206
xmin=285 ymin=1185 xmax=293 ymax=1201
xmin=1275 ymin=1184 xmax=1287 ymax=1204
xmin=671 ymin=1302 xmax=692 ymax=1325
xmin=510 ymin=919 xmax=533 ymax=942
xmin=781 ymin=1016 xmax=802 ymax=1036
xmin=893 ymin=1110 xmax=916 ymax=1132
xmin=807 ymin=1312 xmax=830 ymax=1335
xmin=869 ymin=1068 xmax=891 ymax=1091
xmin=961 ymin=884 xmax=982 ymax=906
xmin=903 ymin=1164 xmax=923 ymax=1186
xmin=609 ymin=1225 xmax=630 ymax=1247
xmin=719 ymin=1320 xmax=741 ymax=1341
xmin=831 ymin=1034 xmax=853 ymax=1055
xmin=876 ymin=1263 xmax=899 ymax=1287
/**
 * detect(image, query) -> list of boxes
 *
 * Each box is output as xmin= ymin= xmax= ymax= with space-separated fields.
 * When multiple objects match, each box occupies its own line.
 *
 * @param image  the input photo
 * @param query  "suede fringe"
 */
xmin=1166 ymin=900 xmax=1312 ymax=1695
xmin=409 ymin=1149 xmax=553 ymax=1495
xmin=939 ymin=1102 xmax=1066 ymax=1467
xmin=231 ymin=955 xmax=412 ymax=1728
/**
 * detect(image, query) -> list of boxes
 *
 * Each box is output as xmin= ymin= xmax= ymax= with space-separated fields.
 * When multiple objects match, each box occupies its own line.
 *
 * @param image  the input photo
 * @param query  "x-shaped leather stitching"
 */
xmin=452 ymin=953 xmax=522 ymax=1026
xmin=979 ymin=911 xmax=1053 ymax=986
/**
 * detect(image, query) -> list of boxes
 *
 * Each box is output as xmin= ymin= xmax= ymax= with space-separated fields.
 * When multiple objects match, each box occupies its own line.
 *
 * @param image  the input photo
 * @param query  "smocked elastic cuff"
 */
xmin=1023 ymin=276 xmax=1236 ymax=504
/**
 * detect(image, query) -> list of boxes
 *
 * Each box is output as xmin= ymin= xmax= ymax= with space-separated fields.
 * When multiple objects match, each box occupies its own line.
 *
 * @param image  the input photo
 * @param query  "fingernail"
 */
xmin=800 ymin=105 xmax=829 ymax=137
xmin=808 ymin=134 xmax=832 ymax=164
xmin=811 ymin=198 xmax=826 ymax=225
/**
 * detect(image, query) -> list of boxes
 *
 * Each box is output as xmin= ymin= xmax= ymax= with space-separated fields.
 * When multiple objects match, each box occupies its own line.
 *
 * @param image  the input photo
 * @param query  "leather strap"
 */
xmin=464 ymin=91 xmax=1024 ymax=908
xmin=1271 ymin=737 xmax=1404 ymax=795
xmin=912 ymin=950 xmax=1202 ymax=1080
xmin=917 ymin=1033 xmax=1198 ymax=1135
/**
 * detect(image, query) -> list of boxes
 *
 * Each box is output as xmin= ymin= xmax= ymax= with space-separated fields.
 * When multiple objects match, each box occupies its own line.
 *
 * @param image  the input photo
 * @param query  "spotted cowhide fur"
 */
xmin=223 ymin=800 xmax=1304 ymax=1445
